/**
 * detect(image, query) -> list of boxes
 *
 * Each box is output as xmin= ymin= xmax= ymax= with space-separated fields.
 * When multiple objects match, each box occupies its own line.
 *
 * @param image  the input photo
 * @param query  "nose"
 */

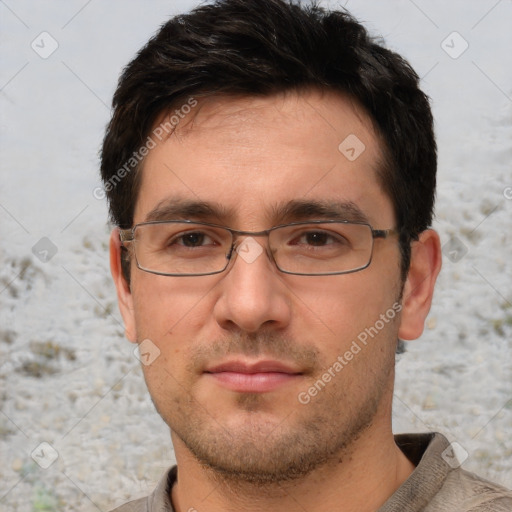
xmin=213 ymin=236 xmax=292 ymax=333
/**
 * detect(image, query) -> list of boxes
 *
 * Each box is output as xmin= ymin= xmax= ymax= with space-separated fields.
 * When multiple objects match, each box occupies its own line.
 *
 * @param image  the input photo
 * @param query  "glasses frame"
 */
xmin=119 ymin=219 xmax=399 ymax=277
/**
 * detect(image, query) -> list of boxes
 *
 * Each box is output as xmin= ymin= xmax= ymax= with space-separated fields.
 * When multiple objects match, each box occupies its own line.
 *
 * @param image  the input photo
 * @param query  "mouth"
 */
xmin=204 ymin=359 xmax=304 ymax=393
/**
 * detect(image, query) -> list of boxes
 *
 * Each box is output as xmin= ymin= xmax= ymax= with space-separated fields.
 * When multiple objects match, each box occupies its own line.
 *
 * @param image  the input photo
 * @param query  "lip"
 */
xmin=204 ymin=359 xmax=303 ymax=393
xmin=206 ymin=359 xmax=301 ymax=374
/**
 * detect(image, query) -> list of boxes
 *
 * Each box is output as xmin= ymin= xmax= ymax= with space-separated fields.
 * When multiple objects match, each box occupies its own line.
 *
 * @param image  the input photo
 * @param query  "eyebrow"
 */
xmin=143 ymin=197 xmax=370 ymax=225
xmin=144 ymin=198 xmax=235 ymax=223
xmin=272 ymin=199 xmax=370 ymax=224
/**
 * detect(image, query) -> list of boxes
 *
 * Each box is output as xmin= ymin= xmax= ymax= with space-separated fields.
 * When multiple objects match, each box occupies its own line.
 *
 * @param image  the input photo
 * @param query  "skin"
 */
xmin=110 ymin=89 xmax=442 ymax=512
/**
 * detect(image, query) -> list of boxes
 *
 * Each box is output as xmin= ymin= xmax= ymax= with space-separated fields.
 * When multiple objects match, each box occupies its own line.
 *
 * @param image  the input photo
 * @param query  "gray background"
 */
xmin=1 ymin=1 xmax=511 ymax=510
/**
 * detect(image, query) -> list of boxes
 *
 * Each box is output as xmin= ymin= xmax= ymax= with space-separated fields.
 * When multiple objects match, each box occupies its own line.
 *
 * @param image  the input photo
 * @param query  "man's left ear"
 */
xmin=398 ymin=229 xmax=442 ymax=341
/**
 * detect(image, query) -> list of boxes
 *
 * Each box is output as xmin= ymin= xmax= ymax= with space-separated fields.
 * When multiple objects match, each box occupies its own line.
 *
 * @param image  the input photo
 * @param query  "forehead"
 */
xmin=135 ymin=89 xmax=393 ymax=228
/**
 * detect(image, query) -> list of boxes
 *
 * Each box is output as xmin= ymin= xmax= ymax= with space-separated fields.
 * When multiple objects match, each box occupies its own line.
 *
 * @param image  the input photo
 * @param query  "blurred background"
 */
xmin=1 ymin=1 xmax=511 ymax=510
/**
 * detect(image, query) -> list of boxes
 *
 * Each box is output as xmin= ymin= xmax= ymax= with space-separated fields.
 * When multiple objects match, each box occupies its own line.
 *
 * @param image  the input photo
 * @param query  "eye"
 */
xmin=293 ymin=230 xmax=347 ymax=247
xmin=298 ymin=231 xmax=336 ymax=246
xmin=172 ymin=231 xmax=215 ymax=247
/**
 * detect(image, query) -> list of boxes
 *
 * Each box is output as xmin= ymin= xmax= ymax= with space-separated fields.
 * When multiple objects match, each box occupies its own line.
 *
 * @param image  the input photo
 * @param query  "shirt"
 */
xmin=109 ymin=432 xmax=512 ymax=511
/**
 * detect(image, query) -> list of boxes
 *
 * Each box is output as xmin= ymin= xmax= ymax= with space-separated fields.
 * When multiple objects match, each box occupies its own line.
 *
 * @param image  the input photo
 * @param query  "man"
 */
xmin=101 ymin=1 xmax=512 ymax=510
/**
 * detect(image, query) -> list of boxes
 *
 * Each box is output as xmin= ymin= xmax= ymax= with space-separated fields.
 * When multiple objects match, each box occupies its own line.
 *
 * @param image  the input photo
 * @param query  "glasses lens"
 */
xmin=270 ymin=222 xmax=373 ymax=275
xmin=133 ymin=222 xmax=231 ymax=275
xmin=130 ymin=221 xmax=374 ymax=276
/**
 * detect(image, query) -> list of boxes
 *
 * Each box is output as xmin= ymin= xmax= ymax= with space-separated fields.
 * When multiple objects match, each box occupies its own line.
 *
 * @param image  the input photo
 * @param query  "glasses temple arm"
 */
xmin=119 ymin=229 xmax=134 ymax=243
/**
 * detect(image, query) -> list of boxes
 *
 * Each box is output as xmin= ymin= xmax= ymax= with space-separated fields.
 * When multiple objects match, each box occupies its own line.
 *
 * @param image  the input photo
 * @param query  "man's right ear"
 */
xmin=110 ymin=229 xmax=137 ymax=343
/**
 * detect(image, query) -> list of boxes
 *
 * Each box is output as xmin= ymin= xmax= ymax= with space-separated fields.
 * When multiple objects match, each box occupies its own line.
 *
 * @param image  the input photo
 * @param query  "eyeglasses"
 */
xmin=119 ymin=220 xmax=398 ymax=277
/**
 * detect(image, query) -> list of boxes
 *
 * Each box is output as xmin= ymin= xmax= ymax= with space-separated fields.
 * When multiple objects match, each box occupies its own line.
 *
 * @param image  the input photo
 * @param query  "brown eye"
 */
xmin=178 ymin=232 xmax=207 ymax=247
xmin=293 ymin=230 xmax=346 ymax=247
xmin=302 ymin=232 xmax=331 ymax=246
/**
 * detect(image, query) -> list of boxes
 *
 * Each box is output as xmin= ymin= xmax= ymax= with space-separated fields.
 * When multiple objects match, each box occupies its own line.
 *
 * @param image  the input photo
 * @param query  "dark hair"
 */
xmin=100 ymin=0 xmax=436 ymax=281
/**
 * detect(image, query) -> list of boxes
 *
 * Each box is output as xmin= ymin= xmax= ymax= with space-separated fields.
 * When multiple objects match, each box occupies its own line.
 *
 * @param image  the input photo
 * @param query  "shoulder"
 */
xmin=107 ymin=466 xmax=177 ymax=512
xmin=109 ymin=497 xmax=147 ymax=512
xmin=389 ymin=433 xmax=512 ymax=512
xmin=429 ymin=466 xmax=512 ymax=512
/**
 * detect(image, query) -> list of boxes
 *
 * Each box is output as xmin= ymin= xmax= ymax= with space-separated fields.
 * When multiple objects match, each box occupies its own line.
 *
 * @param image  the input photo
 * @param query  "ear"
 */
xmin=110 ymin=229 xmax=137 ymax=343
xmin=398 ymin=229 xmax=442 ymax=341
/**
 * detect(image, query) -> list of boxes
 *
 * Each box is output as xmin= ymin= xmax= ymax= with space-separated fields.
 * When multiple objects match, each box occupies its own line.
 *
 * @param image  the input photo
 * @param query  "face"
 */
xmin=116 ymin=89 xmax=406 ymax=483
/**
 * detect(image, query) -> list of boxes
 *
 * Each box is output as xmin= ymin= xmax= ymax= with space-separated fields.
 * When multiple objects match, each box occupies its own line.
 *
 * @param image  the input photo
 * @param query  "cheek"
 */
xmin=292 ymin=278 xmax=401 ymax=379
xmin=131 ymin=274 xmax=212 ymax=335
xmin=130 ymin=274 xmax=221 ymax=390
xmin=292 ymin=268 xmax=399 ymax=338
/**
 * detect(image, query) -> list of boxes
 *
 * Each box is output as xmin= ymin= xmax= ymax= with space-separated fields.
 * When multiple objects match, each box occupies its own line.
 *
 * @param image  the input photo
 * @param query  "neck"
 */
xmin=170 ymin=421 xmax=415 ymax=512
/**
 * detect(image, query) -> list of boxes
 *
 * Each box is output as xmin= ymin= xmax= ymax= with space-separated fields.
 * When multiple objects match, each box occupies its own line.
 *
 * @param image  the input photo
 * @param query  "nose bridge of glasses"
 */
xmin=228 ymin=229 xmax=274 ymax=264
